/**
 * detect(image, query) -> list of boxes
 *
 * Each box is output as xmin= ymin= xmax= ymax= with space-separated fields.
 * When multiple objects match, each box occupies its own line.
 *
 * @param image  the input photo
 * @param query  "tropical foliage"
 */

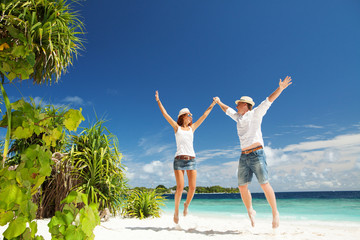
xmin=5 ymin=99 xmax=68 ymax=166
xmin=0 ymin=1 xmax=109 ymax=239
xmin=48 ymin=191 xmax=100 ymax=240
xmin=122 ymin=189 xmax=165 ymax=219
xmin=0 ymin=95 xmax=85 ymax=239
xmin=69 ymin=120 xmax=128 ymax=215
xmin=0 ymin=0 xmax=84 ymax=84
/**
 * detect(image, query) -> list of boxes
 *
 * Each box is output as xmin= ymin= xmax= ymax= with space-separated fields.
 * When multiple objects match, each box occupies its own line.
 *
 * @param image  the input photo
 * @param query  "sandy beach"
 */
xmin=2 ymin=213 xmax=359 ymax=240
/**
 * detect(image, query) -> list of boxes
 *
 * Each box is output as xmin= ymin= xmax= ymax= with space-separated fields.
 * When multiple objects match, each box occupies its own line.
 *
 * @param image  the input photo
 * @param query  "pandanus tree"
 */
xmin=0 ymin=1 xmax=100 ymax=239
xmin=0 ymin=0 xmax=85 ymax=167
xmin=0 ymin=0 xmax=84 ymax=84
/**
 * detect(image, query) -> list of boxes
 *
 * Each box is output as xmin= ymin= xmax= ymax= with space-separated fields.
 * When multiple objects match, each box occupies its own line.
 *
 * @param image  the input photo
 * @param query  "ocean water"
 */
xmin=162 ymin=191 xmax=360 ymax=222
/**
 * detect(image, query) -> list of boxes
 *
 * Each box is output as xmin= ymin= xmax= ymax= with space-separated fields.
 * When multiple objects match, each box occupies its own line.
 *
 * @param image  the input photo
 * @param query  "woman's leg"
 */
xmin=183 ymin=170 xmax=197 ymax=216
xmin=174 ymin=170 xmax=185 ymax=223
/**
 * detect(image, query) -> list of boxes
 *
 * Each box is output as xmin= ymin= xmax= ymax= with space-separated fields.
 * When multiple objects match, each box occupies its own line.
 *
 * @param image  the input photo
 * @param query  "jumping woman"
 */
xmin=155 ymin=90 xmax=215 ymax=224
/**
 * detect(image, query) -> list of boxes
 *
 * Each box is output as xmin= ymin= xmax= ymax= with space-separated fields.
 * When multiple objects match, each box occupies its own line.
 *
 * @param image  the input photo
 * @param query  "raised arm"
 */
xmin=268 ymin=76 xmax=292 ymax=102
xmin=213 ymin=97 xmax=229 ymax=113
xmin=191 ymin=100 xmax=216 ymax=131
xmin=155 ymin=91 xmax=178 ymax=132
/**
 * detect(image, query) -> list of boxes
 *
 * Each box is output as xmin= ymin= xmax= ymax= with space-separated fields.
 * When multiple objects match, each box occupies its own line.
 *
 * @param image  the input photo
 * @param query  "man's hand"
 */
xmin=279 ymin=76 xmax=292 ymax=91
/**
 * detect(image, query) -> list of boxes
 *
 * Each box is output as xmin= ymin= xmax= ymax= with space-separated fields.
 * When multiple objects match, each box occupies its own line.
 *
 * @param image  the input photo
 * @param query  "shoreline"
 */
xmin=2 ymin=213 xmax=360 ymax=240
xmin=162 ymin=190 xmax=360 ymax=195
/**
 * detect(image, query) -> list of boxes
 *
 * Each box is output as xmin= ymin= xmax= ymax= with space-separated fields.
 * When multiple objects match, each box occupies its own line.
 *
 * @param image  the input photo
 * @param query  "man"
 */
xmin=213 ymin=76 xmax=292 ymax=228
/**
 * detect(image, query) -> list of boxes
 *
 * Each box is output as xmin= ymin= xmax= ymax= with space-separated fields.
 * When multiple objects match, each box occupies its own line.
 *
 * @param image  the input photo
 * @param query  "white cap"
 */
xmin=235 ymin=96 xmax=255 ymax=106
xmin=178 ymin=108 xmax=191 ymax=117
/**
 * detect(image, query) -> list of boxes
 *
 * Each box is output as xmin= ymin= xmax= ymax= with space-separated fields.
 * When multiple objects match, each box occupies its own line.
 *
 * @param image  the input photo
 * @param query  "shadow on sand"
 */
xmin=126 ymin=226 xmax=243 ymax=236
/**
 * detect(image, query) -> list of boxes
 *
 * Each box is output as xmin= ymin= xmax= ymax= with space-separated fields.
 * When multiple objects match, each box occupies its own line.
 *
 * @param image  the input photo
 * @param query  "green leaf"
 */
xmin=22 ymin=145 xmax=39 ymax=162
xmin=80 ymin=206 xmax=99 ymax=237
xmin=61 ymin=191 xmax=78 ymax=204
xmin=26 ymin=52 xmax=36 ymax=66
xmin=7 ymin=72 xmax=17 ymax=81
xmin=62 ymin=211 xmax=75 ymax=225
xmin=38 ymin=162 xmax=51 ymax=176
xmin=22 ymin=228 xmax=32 ymax=240
xmin=13 ymin=126 xmax=33 ymax=139
xmin=31 ymin=22 xmax=42 ymax=31
xmin=11 ymin=45 xmax=26 ymax=57
xmin=31 ymin=176 xmax=46 ymax=195
xmin=30 ymin=221 xmax=38 ymax=238
xmin=5 ymin=25 xmax=21 ymax=39
xmin=0 ymin=184 xmax=25 ymax=208
xmin=48 ymin=212 xmax=64 ymax=227
xmin=2 ymin=62 xmax=11 ymax=72
xmin=0 ymin=211 xmax=13 ymax=226
xmin=11 ymin=99 xmax=27 ymax=110
xmin=3 ymin=217 xmax=27 ymax=239
xmin=81 ymin=193 xmax=88 ymax=206
xmin=63 ymin=108 xmax=85 ymax=131
xmin=64 ymin=225 xmax=84 ymax=240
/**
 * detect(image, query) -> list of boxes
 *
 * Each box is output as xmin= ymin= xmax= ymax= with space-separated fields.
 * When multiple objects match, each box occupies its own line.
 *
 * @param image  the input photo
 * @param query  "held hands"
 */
xmin=213 ymin=97 xmax=221 ymax=104
xmin=279 ymin=76 xmax=292 ymax=91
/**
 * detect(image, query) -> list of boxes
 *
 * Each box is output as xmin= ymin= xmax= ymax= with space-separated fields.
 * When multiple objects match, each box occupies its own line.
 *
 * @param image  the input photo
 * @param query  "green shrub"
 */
xmin=122 ymin=189 xmax=165 ymax=219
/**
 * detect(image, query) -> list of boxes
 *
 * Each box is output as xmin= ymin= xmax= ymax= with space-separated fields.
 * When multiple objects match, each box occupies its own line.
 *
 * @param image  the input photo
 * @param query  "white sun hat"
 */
xmin=235 ymin=96 xmax=255 ymax=106
xmin=178 ymin=108 xmax=191 ymax=117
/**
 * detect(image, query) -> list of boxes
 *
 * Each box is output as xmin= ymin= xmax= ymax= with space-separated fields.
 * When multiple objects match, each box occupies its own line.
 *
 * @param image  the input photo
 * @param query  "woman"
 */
xmin=155 ymin=90 xmax=216 ymax=224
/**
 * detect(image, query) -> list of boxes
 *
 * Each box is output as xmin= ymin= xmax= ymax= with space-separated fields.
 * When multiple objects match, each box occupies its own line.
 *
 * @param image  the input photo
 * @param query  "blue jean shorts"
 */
xmin=238 ymin=149 xmax=268 ymax=186
xmin=173 ymin=158 xmax=197 ymax=170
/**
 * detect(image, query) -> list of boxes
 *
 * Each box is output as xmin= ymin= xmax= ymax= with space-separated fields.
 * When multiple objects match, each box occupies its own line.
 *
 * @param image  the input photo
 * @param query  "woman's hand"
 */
xmin=155 ymin=90 xmax=160 ymax=102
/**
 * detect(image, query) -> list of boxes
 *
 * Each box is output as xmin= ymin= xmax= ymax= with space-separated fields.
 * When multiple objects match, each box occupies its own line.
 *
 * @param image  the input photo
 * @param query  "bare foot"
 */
xmin=272 ymin=211 xmax=279 ymax=228
xmin=248 ymin=208 xmax=256 ymax=227
xmin=183 ymin=202 xmax=189 ymax=216
xmin=173 ymin=213 xmax=179 ymax=224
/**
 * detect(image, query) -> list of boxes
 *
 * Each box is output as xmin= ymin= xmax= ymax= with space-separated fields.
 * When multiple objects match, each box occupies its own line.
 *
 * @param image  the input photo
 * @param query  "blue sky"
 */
xmin=2 ymin=0 xmax=360 ymax=192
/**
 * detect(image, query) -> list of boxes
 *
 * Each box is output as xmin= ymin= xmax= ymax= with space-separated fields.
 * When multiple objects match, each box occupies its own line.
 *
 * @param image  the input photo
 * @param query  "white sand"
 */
xmin=1 ymin=213 xmax=360 ymax=240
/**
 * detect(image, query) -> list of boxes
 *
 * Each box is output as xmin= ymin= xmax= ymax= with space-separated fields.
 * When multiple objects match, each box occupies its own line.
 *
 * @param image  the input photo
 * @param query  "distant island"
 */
xmin=132 ymin=185 xmax=239 ymax=194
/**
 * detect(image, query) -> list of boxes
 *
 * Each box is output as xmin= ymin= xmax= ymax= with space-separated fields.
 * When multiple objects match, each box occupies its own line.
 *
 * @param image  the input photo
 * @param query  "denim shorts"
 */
xmin=238 ymin=149 xmax=268 ymax=186
xmin=173 ymin=158 xmax=197 ymax=170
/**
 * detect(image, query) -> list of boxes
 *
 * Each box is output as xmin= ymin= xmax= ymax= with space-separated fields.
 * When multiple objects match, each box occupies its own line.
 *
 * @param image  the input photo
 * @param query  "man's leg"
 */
xmin=261 ymin=182 xmax=279 ymax=228
xmin=239 ymin=184 xmax=256 ymax=227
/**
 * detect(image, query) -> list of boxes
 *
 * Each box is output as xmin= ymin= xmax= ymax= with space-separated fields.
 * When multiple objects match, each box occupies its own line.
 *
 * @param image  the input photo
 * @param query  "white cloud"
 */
xmin=303 ymin=124 xmax=324 ymax=129
xmin=143 ymin=161 xmax=163 ymax=174
xmin=62 ymin=96 xmax=85 ymax=105
xmin=124 ymin=131 xmax=360 ymax=191
xmin=33 ymin=96 xmax=46 ymax=106
xmin=196 ymin=147 xmax=241 ymax=162
xmin=138 ymin=130 xmax=176 ymax=157
xmin=289 ymin=124 xmax=324 ymax=129
xmin=283 ymin=133 xmax=360 ymax=152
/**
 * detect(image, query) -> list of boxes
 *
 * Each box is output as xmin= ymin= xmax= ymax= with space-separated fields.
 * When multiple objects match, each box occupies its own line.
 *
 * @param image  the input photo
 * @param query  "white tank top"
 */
xmin=174 ymin=126 xmax=196 ymax=157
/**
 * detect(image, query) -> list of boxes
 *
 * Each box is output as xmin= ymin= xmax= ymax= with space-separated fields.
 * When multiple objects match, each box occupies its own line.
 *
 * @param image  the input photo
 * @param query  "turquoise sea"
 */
xmin=162 ymin=191 xmax=360 ymax=222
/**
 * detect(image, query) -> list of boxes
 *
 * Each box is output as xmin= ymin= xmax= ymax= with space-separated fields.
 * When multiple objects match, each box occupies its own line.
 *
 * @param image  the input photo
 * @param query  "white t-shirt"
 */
xmin=174 ymin=127 xmax=196 ymax=157
xmin=226 ymin=97 xmax=272 ymax=149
